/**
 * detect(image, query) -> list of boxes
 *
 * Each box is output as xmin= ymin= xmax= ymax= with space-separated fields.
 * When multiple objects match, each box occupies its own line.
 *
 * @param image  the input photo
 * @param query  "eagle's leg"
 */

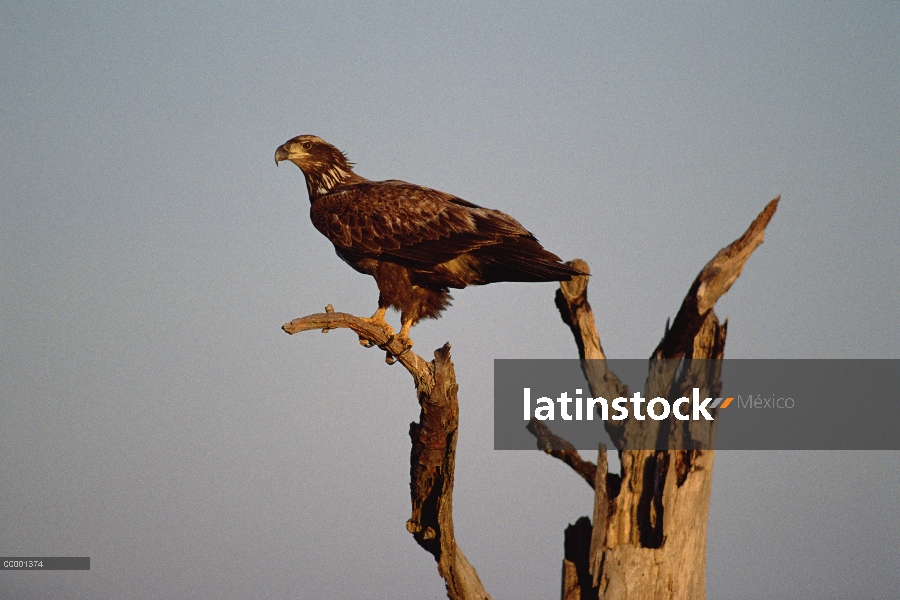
xmin=358 ymin=297 xmax=393 ymax=348
xmin=394 ymin=314 xmax=415 ymax=353
xmin=381 ymin=318 xmax=414 ymax=365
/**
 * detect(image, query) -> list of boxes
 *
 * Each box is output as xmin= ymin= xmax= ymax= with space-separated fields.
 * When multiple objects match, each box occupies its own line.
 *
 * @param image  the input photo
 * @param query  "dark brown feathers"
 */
xmin=275 ymin=135 xmax=585 ymax=339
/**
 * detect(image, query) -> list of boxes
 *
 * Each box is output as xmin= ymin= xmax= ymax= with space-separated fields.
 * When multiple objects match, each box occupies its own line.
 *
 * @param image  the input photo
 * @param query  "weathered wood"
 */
xmin=407 ymin=344 xmax=492 ymax=600
xmin=562 ymin=558 xmax=580 ymax=600
xmin=527 ymin=418 xmax=597 ymax=488
xmin=651 ymin=196 xmax=779 ymax=360
xmin=283 ymin=305 xmax=431 ymax=383
xmin=596 ymin=313 xmax=726 ymax=599
xmin=556 ymin=261 xmax=630 ymax=403
xmin=556 ymin=260 xmax=606 ymax=361
xmin=283 ymin=313 xmax=490 ymax=599
xmin=562 ymin=517 xmax=599 ymax=600
xmin=589 ymin=445 xmax=609 ymax=588
xmin=540 ymin=198 xmax=779 ymax=599
xmin=556 ymin=262 xmax=630 ymax=447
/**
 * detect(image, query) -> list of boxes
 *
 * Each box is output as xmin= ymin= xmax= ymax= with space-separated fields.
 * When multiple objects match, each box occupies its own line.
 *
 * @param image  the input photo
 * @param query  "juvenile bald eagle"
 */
xmin=275 ymin=135 xmax=585 ymax=350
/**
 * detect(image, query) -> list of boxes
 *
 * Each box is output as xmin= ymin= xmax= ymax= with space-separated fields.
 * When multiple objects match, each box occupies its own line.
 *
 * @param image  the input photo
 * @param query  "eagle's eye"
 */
xmin=301 ymin=141 xmax=312 ymax=150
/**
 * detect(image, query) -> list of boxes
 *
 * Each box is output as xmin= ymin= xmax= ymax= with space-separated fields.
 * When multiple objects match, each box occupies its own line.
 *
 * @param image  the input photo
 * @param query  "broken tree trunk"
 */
xmin=283 ymin=312 xmax=491 ymax=600
xmin=545 ymin=197 xmax=779 ymax=600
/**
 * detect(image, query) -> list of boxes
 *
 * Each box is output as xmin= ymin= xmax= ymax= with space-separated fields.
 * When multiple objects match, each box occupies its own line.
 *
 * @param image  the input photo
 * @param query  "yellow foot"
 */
xmin=357 ymin=312 xmax=395 ymax=347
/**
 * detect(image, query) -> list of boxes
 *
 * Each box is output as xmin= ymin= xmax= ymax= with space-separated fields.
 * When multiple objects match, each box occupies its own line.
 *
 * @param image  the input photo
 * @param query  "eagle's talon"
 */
xmin=381 ymin=335 xmax=413 ymax=365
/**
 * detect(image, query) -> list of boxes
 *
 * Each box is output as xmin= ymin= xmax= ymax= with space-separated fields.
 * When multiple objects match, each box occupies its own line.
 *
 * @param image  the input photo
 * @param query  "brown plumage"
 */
xmin=275 ymin=135 xmax=585 ymax=348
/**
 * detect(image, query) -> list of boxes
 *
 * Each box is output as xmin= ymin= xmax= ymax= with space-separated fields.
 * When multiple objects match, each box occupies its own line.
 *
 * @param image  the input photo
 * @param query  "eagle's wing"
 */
xmin=310 ymin=180 xmax=583 ymax=283
xmin=310 ymin=181 xmax=528 ymax=265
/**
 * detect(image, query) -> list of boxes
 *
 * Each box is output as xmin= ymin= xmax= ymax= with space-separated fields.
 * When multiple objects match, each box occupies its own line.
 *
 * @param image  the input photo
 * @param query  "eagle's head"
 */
xmin=275 ymin=135 xmax=358 ymax=201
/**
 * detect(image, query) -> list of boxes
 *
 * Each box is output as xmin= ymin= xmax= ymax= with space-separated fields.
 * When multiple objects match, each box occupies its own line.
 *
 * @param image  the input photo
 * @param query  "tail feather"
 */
xmin=472 ymin=237 xmax=586 ymax=283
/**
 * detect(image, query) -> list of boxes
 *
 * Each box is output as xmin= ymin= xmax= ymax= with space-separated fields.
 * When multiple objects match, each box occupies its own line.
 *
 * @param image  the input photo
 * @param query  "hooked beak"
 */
xmin=274 ymin=145 xmax=290 ymax=166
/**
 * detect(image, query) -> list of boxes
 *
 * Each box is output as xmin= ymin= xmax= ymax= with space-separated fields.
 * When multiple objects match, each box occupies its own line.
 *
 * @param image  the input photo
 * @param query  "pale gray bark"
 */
xmin=548 ymin=197 xmax=779 ymax=600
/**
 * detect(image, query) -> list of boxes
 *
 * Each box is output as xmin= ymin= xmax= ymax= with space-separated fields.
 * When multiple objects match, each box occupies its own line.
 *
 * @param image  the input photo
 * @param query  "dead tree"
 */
xmin=282 ymin=312 xmax=491 ymax=600
xmin=541 ymin=197 xmax=780 ymax=600
xmin=282 ymin=197 xmax=779 ymax=600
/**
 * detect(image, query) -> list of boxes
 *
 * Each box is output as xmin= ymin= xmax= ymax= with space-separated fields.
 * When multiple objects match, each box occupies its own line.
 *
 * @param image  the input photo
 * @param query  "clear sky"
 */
xmin=2 ymin=2 xmax=898 ymax=598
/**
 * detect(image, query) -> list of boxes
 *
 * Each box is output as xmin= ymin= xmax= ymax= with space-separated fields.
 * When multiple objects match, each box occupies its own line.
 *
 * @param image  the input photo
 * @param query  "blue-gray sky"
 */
xmin=1 ymin=2 xmax=898 ymax=598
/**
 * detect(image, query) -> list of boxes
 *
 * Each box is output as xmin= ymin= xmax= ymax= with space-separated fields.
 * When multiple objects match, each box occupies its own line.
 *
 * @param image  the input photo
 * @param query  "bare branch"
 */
xmin=527 ymin=419 xmax=597 ymax=488
xmin=556 ymin=259 xmax=605 ymax=361
xmin=652 ymin=196 xmax=779 ymax=360
xmin=283 ymin=306 xmax=431 ymax=387
xmin=554 ymin=260 xmax=629 ymax=443
xmin=283 ymin=309 xmax=490 ymax=599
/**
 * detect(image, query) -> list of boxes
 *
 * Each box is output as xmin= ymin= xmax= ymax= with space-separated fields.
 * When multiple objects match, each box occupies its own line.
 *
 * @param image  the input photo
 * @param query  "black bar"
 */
xmin=1 ymin=557 xmax=90 ymax=570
